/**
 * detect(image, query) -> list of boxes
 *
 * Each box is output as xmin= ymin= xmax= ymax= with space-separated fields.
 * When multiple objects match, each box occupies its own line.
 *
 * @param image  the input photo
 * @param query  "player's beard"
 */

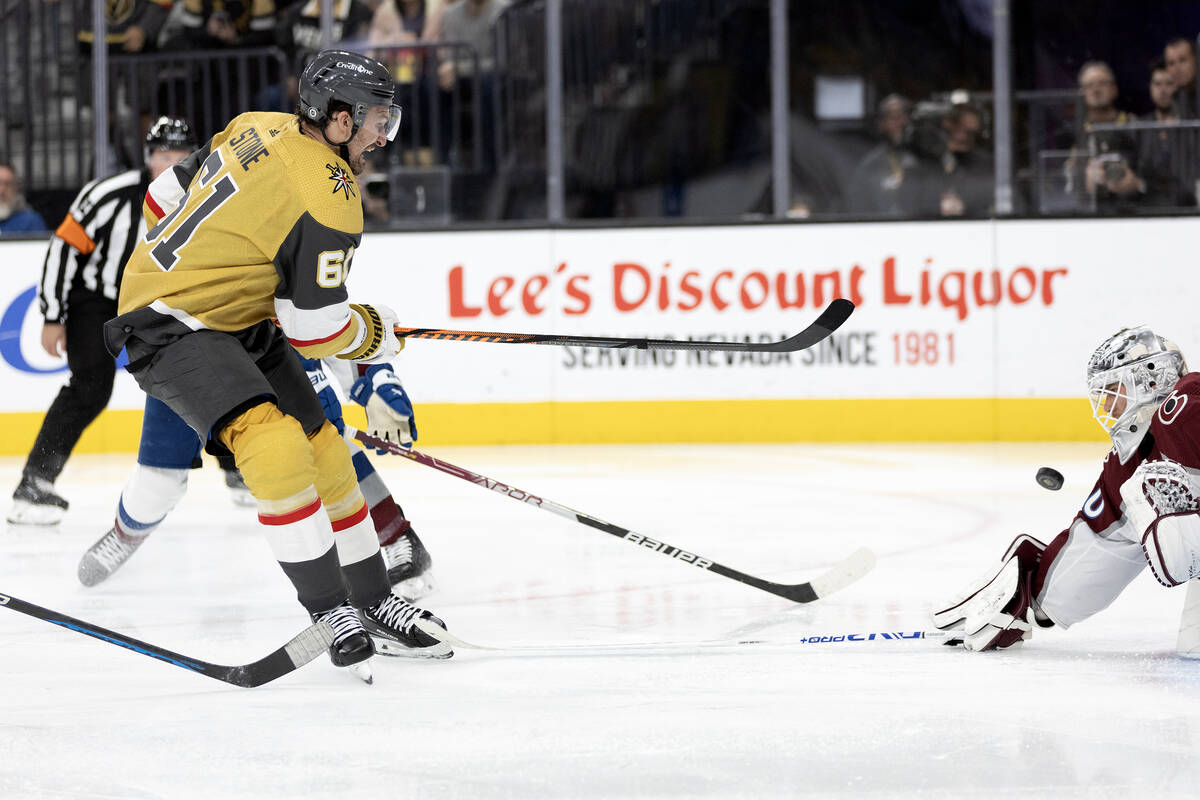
xmin=348 ymin=149 xmax=368 ymax=177
xmin=0 ymin=199 xmax=13 ymax=219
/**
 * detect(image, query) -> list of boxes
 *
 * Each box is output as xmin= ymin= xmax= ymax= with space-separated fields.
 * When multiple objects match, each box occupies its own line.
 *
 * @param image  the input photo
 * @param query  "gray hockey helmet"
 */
xmin=297 ymin=50 xmax=401 ymax=142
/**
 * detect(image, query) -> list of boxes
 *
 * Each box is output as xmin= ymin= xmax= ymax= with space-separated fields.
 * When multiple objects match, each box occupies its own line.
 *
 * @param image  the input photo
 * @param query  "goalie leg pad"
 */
xmin=1143 ymin=512 xmax=1200 ymax=587
xmin=217 ymin=403 xmax=317 ymax=511
xmin=931 ymin=534 xmax=1048 ymax=652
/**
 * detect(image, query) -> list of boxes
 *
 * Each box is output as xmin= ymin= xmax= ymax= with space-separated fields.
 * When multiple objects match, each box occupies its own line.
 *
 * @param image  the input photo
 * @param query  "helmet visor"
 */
xmin=363 ymin=104 xmax=403 ymax=142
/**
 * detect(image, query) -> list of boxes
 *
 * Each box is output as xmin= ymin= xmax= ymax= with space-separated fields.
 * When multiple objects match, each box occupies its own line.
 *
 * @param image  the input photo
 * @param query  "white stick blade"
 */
xmin=284 ymin=622 xmax=336 ymax=668
xmin=809 ymin=547 xmax=877 ymax=599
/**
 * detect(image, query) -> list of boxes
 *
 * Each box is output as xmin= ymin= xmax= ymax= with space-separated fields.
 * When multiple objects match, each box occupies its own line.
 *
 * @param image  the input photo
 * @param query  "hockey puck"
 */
xmin=1035 ymin=467 xmax=1064 ymax=491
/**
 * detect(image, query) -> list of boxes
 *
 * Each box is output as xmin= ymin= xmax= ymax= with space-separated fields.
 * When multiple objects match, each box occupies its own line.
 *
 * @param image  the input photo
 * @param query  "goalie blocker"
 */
xmin=931 ymin=535 xmax=1055 ymax=651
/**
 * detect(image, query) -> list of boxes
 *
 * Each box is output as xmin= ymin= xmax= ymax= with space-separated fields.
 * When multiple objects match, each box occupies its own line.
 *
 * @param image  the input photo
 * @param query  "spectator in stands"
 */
xmin=1164 ymin=37 xmax=1197 ymax=119
xmin=278 ymin=0 xmax=373 ymax=59
xmin=908 ymin=97 xmax=993 ymax=218
xmin=177 ymin=0 xmax=276 ymax=49
xmin=76 ymin=0 xmax=173 ymax=53
xmin=368 ymin=0 xmax=446 ymax=165
xmin=846 ymin=94 xmax=918 ymax=217
xmin=370 ymin=0 xmax=445 ymax=45
xmin=1137 ymin=59 xmax=1196 ymax=208
xmin=429 ymin=0 xmax=505 ymax=169
xmin=1072 ymin=61 xmax=1140 ymax=212
xmin=0 ymin=163 xmax=47 ymax=235
xmin=263 ymin=0 xmax=375 ymax=111
xmin=162 ymin=0 xmax=276 ymax=135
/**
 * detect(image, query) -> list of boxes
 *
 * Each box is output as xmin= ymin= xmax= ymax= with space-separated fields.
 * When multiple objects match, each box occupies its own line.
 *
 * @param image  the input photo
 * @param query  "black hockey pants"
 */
xmin=22 ymin=292 xmax=119 ymax=482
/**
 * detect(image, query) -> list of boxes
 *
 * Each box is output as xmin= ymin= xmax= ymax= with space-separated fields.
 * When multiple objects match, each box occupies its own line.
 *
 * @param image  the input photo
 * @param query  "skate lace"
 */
xmin=90 ymin=530 xmax=140 ymax=570
xmin=318 ymin=602 xmax=365 ymax=647
xmin=374 ymin=594 xmax=423 ymax=633
xmin=383 ymin=535 xmax=413 ymax=568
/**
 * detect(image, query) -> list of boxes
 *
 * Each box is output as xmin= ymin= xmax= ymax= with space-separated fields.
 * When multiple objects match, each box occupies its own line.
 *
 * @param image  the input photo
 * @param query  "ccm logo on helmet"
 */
xmin=335 ymin=61 xmax=370 ymax=73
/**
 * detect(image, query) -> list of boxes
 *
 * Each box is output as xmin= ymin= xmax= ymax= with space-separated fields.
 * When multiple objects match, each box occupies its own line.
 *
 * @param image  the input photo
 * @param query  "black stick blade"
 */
xmin=0 ymin=592 xmax=333 ymax=688
xmin=395 ymin=298 xmax=856 ymax=353
xmin=760 ymin=297 xmax=856 ymax=352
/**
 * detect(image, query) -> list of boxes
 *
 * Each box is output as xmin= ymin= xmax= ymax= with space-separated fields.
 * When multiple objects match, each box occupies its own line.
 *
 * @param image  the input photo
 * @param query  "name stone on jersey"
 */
xmin=229 ymin=128 xmax=270 ymax=171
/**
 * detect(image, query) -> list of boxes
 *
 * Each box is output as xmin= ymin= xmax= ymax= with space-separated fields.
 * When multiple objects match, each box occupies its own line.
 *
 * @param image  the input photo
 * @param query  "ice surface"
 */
xmin=2 ymin=443 xmax=1198 ymax=798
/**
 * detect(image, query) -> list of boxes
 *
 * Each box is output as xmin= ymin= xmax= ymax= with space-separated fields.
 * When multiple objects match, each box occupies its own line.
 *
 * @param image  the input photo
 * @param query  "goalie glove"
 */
xmin=1120 ymin=458 xmax=1200 ymax=587
xmin=338 ymin=303 xmax=405 ymax=365
xmin=349 ymin=364 xmax=417 ymax=451
xmin=930 ymin=535 xmax=1052 ymax=652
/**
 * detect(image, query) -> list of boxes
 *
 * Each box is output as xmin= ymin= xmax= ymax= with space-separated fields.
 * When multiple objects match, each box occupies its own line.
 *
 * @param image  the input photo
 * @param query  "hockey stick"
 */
xmin=345 ymin=426 xmax=876 ymax=603
xmin=414 ymin=620 xmax=945 ymax=654
xmin=394 ymin=297 xmax=855 ymax=352
xmin=0 ymin=592 xmax=333 ymax=688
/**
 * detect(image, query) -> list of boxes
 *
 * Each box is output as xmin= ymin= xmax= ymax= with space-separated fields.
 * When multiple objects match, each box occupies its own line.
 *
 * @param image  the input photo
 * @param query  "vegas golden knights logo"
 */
xmin=326 ymin=164 xmax=356 ymax=199
xmin=107 ymin=0 xmax=135 ymax=25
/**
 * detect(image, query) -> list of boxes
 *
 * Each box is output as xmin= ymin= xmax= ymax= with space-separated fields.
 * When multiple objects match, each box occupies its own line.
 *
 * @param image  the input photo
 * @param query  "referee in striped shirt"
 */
xmin=9 ymin=117 xmax=197 ymax=525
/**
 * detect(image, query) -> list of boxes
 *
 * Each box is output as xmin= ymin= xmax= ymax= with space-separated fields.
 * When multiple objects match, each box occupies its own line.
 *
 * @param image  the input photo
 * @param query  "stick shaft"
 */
xmin=393 ymin=298 xmax=854 ymax=353
xmin=0 ymin=592 xmax=331 ymax=688
xmin=415 ymin=619 xmax=944 ymax=654
xmin=346 ymin=427 xmax=872 ymax=603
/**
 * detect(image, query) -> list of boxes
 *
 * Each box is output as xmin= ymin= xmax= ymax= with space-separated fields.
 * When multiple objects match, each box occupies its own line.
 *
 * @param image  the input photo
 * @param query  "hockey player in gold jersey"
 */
xmin=104 ymin=50 xmax=449 ymax=678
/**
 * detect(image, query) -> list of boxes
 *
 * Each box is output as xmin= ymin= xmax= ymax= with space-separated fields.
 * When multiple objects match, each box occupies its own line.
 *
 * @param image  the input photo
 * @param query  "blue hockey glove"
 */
xmin=301 ymin=356 xmax=345 ymax=434
xmin=349 ymin=364 xmax=417 ymax=451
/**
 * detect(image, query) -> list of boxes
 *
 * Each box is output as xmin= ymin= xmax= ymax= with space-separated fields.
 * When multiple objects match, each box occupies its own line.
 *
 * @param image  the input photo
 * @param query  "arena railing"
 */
xmin=0 ymin=0 xmax=91 ymax=193
xmin=107 ymin=48 xmax=291 ymax=166
xmin=358 ymin=41 xmax=486 ymax=174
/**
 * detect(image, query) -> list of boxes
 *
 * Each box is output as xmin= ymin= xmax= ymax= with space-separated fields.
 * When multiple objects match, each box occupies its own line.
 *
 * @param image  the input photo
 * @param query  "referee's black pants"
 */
xmin=23 ymin=291 xmax=118 ymax=483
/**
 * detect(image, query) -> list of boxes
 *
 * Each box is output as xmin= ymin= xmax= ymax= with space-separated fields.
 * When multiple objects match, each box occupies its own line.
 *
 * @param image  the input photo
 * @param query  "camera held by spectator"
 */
xmin=1084 ymin=151 xmax=1142 ymax=198
xmin=901 ymin=90 xmax=993 ymax=217
xmin=905 ymin=89 xmax=986 ymax=162
xmin=1098 ymin=153 xmax=1128 ymax=183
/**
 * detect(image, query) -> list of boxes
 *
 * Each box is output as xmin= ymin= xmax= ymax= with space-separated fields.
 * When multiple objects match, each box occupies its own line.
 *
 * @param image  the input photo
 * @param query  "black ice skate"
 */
xmin=8 ymin=475 xmax=69 ymax=526
xmin=78 ymin=525 xmax=149 ymax=586
xmin=313 ymin=600 xmax=376 ymax=683
xmin=360 ymin=592 xmax=453 ymax=659
xmin=381 ymin=527 xmax=434 ymax=600
xmin=222 ymin=467 xmax=256 ymax=508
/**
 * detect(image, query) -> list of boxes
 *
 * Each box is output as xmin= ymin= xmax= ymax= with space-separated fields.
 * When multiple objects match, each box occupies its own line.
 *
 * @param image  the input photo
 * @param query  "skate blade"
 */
xmin=371 ymin=636 xmax=453 ymax=660
xmin=347 ymin=660 xmax=374 ymax=684
xmin=7 ymin=500 xmax=65 ymax=526
xmin=77 ymin=561 xmax=111 ymax=588
xmin=393 ymin=573 xmax=435 ymax=602
xmin=228 ymin=491 xmax=257 ymax=508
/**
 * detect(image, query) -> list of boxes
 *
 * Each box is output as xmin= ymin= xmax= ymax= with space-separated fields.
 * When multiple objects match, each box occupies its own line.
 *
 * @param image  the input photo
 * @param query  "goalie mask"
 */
xmin=1086 ymin=326 xmax=1188 ymax=463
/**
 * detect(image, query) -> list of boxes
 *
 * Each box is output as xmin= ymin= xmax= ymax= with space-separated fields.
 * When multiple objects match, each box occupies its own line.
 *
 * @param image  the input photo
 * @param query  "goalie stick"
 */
xmin=345 ymin=426 xmax=876 ymax=603
xmin=413 ymin=620 xmax=945 ymax=654
xmin=0 ymin=592 xmax=333 ymax=688
xmin=393 ymin=297 xmax=855 ymax=353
